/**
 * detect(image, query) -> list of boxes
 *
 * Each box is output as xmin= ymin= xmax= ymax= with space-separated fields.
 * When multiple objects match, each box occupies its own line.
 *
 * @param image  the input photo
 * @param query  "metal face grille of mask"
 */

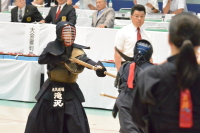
xmin=62 ymin=25 xmax=76 ymax=46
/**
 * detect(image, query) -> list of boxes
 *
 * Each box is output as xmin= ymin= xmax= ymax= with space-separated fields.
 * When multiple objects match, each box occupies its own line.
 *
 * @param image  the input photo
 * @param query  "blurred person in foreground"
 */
xmin=133 ymin=0 xmax=159 ymax=13
xmin=114 ymin=5 xmax=151 ymax=71
xmin=91 ymin=0 xmax=115 ymax=28
xmin=131 ymin=12 xmax=200 ymax=133
xmin=11 ymin=0 xmax=43 ymax=23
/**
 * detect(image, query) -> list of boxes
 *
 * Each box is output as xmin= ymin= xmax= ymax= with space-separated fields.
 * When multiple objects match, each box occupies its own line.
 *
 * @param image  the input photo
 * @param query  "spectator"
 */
xmin=11 ymin=0 xmax=43 ymax=23
xmin=40 ymin=0 xmax=76 ymax=24
xmin=91 ymin=0 xmax=115 ymax=28
xmin=163 ymin=0 xmax=188 ymax=14
xmin=133 ymin=0 xmax=159 ymax=13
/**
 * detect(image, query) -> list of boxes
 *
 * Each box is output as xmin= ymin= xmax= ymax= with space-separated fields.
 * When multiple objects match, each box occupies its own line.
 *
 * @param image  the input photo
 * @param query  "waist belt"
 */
xmin=49 ymin=67 xmax=78 ymax=83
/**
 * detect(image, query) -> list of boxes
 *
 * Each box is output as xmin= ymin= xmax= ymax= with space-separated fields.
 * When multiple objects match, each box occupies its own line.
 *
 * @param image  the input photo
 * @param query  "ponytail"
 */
xmin=176 ymin=40 xmax=198 ymax=90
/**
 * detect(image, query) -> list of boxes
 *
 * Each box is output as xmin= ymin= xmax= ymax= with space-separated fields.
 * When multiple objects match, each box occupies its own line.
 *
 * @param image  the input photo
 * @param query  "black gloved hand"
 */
xmin=61 ymin=55 xmax=70 ymax=64
xmin=112 ymin=103 xmax=119 ymax=118
xmin=96 ymin=61 xmax=107 ymax=77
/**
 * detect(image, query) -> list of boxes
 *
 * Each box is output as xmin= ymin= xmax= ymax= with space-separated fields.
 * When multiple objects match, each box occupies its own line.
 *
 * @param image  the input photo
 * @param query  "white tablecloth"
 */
xmin=0 ymin=22 xmax=170 ymax=109
xmin=0 ymin=22 xmax=170 ymax=62
xmin=0 ymin=13 xmax=10 ymax=22
xmin=0 ymin=59 xmax=42 ymax=102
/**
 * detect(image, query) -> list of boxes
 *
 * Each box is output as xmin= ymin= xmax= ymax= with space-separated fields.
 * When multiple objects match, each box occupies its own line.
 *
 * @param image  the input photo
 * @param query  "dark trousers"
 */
xmin=25 ymin=97 xmax=90 ymax=133
xmin=116 ymin=89 xmax=144 ymax=133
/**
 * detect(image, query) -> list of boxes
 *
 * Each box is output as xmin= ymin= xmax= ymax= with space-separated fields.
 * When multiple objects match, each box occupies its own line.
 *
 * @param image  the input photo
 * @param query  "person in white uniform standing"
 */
xmin=133 ymin=0 xmax=159 ymax=13
xmin=163 ymin=0 xmax=188 ymax=14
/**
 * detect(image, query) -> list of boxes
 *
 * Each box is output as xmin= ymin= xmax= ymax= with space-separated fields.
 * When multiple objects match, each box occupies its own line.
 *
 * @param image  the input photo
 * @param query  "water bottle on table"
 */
xmin=108 ymin=0 xmax=113 ymax=8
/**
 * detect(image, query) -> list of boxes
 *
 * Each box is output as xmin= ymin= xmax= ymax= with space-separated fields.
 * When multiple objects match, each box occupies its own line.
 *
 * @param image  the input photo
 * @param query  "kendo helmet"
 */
xmin=115 ymin=39 xmax=153 ymax=62
xmin=56 ymin=21 xmax=76 ymax=46
xmin=133 ymin=39 xmax=153 ymax=62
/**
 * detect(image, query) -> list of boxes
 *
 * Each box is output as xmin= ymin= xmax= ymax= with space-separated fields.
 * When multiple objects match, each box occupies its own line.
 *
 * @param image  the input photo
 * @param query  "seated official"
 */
xmin=40 ymin=0 xmax=76 ymax=25
xmin=92 ymin=0 xmax=115 ymax=28
xmin=73 ymin=0 xmax=96 ymax=10
xmin=133 ymin=0 xmax=159 ymax=13
xmin=162 ymin=0 xmax=188 ymax=14
xmin=11 ymin=0 xmax=43 ymax=23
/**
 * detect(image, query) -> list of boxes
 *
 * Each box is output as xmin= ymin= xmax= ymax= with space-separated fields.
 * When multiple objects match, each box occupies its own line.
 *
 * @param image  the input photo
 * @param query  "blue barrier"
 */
xmin=4 ymin=55 xmax=16 ymax=60
xmin=1 ymin=55 xmax=114 ymax=66
xmin=102 ymin=62 xmax=115 ymax=68
xmin=0 ymin=55 xmax=3 ymax=59
xmin=17 ymin=56 xmax=39 ymax=61
xmin=1 ymin=55 xmax=38 ymax=61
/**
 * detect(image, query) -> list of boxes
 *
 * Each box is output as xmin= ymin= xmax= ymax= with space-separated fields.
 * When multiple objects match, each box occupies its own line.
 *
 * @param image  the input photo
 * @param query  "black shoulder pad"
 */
xmin=45 ymin=40 xmax=65 ymax=56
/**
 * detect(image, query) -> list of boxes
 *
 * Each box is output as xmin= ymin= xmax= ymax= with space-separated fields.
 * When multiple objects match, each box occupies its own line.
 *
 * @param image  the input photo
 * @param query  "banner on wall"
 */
xmin=24 ymin=24 xmax=40 ymax=55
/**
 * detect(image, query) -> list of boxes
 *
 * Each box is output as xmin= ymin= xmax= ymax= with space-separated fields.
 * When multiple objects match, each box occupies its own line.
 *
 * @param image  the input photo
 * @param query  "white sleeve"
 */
xmin=115 ymin=29 xmax=125 ymax=51
xmin=177 ymin=0 xmax=186 ymax=9
xmin=75 ymin=1 xmax=80 ymax=6
xmin=1 ymin=0 xmax=10 ymax=11
xmin=153 ymin=0 xmax=159 ymax=10
xmin=162 ymin=0 xmax=168 ymax=8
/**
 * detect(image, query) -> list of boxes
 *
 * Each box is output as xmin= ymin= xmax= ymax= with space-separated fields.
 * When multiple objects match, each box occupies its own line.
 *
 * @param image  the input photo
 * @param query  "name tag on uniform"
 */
xmin=51 ymin=87 xmax=65 ymax=109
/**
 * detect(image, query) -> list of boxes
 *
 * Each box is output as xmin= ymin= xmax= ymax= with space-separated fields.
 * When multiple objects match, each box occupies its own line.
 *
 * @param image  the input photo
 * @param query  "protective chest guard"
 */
xmin=49 ymin=47 xmax=85 ymax=83
xmin=64 ymin=47 xmax=85 ymax=74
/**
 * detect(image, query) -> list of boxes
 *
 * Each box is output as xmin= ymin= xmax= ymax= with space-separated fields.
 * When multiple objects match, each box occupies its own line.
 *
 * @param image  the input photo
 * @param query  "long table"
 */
xmin=0 ymin=59 xmax=42 ymax=102
xmin=0 ymin=22 xmax=170 ymax=109
xmin=0 ymin=12 xmax=170 ymax=29
xmin=0 ymin=12 xmax=93 ymax=27
xmin=7 ymin=7 xmax=96 ymax=18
